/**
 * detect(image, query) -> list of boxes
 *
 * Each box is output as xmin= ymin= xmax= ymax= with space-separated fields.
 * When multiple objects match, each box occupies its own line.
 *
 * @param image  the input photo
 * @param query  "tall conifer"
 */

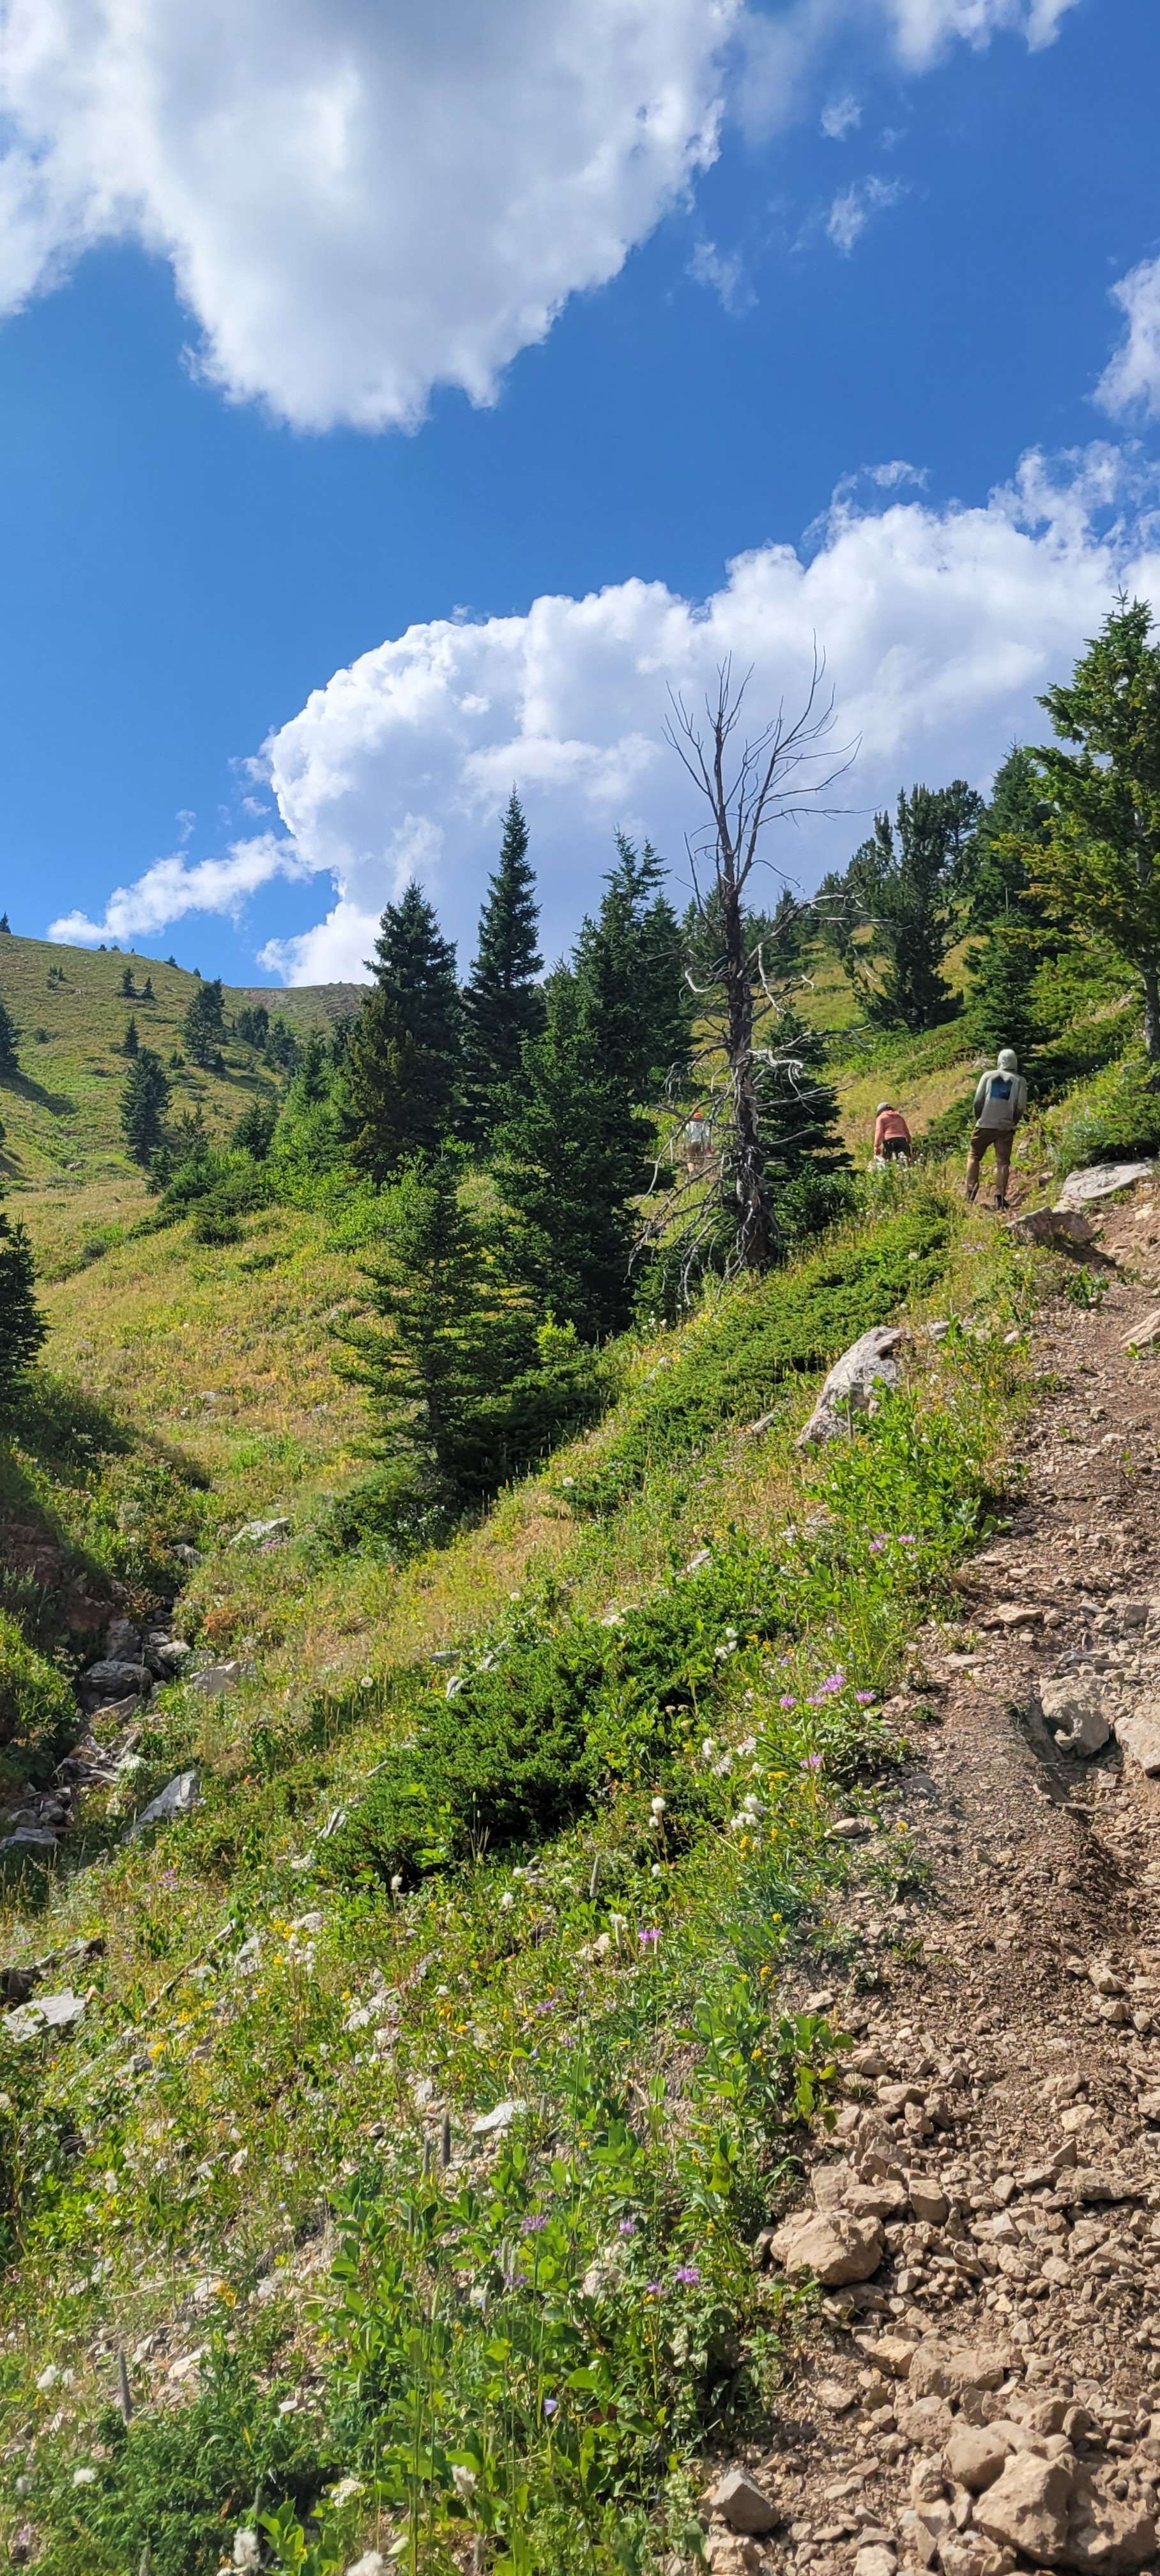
xmin=0 ymin=991 xmax=19 ymax=1073
xmin=0 ymin=1206 xmax=42 ymax=1413
xmin=344 ymin=884 xmax=461 ymax=1181
xmin=461 ymin=791 xmax=545 ymax=1142
xmin=498 ymin=964 xmax=651 ymax=1343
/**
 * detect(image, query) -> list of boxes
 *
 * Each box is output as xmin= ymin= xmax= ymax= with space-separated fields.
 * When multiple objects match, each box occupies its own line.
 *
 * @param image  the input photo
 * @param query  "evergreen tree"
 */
xmin=123 ymin=1015 xmax=139 ymax=1057
xmin=120 ymin=1049 xmax=170 ymax=1167
xmin=0 ymin=1206 xmax=43 ymax=1414
xmin=336 ymin=1156 xmax=542 ymax=1509
xmin=0 ymin=991 xmax=19 ymax=1073
xmin=757 ymin=1004 xmax=851 ymax=1241
xmin=0 ymin=913 xmax=10 ymax=933
xmin=182 ymin=976 xmax=226 ymax=1068
xmin=237 ymin=1002 xmax=270 ymax=1050
xmin=233 ymin=1098 xmax=278 ymax=1160
xmin=266 ymin=1016 xmax=301 ymax=1075
xmin=344 ymin=884 xmax=462 ymax=1181
xmin=121 ymin=964 xmax=137 ymax=997
xmin=460 ymin=791 xmax=545 ymax=1142
xmin=141 ymin=974 xmax=155 ymax=1002
xmin=1035 ymin=597 xmax=1160 ymax=1060
xmin=845 ymin=781 xmax=983 ymax=1031
xmin=576 ymin=835 xmax=690 ymax=1098
xmin=965 ymin=748 xmax=1049 ymax=1062
xmin=498 ymin=964 xmax=652 ymax=1342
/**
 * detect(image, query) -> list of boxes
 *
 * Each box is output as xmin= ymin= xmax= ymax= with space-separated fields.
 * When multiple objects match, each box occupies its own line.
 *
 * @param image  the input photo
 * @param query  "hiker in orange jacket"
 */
xmin=873 ymin=1101 xmax=913 ymax=1167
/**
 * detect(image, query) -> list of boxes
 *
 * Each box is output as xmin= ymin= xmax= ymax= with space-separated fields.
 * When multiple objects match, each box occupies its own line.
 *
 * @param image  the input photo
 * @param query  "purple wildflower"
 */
xmin=646 ymin=2280 xmax=664 ymax=2296
xmin=855 ymin=1690 xmax=876 ymax=1705
xmin=674 ymin=2264 xmax=701 ymax=2285
xmin=779 ymin=1694 xmax=797 ymax=1710
xmin=801 ymin=1752 xmax=823 ymax=1772
xmin=639 ymin=1926 xmax=660 ymax=1948
xmin=869 ymin=1537 xmax=887 ymax=1554
xmin=899 ymin=1533 xmax=917 ymax=1545
xmin=618 ymin=2218 xmax=637 ymax=2237
xmin=520 ymin=2214 xmax=549 ymax=2235
xmin=543 ymin=2396 xmax=558 ymax=2417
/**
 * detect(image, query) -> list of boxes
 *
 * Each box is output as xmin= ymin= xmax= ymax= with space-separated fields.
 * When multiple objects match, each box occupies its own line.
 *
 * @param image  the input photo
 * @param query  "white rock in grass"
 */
xmin=471 ymin=2098 xmax=526 ymax=2136
xmin=796 ymin=1327 xmax=906 ymax=1448
xmin=128 ymin=1770 xmax=199 ymax=1834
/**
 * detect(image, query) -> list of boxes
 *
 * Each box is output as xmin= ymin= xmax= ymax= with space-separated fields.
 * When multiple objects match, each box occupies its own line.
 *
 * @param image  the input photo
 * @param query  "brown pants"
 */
xmin=965 ymin=1124 xmax=1013 ymax=1204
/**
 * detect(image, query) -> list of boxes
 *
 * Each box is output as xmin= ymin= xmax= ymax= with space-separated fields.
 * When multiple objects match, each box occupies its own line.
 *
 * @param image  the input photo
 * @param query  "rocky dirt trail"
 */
xmin=702 ymin=1178 xmax=1160 ymax=2576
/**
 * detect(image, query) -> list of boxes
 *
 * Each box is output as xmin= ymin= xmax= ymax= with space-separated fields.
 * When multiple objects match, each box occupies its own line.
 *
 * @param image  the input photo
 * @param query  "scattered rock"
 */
xmin=853 ymin=2548 xmax=896 ymax=2576
xmin=973 ymin=2452 xmax=1073 ymax=2563
xmin=711 ymin=2469 xmax=777 ymax=2536
xmin=128 ymin=1770 xmax=199 ymax=1834
xmin=944 ymin=2424 xmax=1011 ymax=2492
xmin=796 ymin=1327 xmax=906 ymax=1447
xmin=190 ymin=1661 xmax=248 ymax=1697
xmin=1056 ymin=1162 xmax=1154 ymax=1210
xmin=471 ymin=2099 xmax=526 ymax=2137
xmin=1039 ymin=1673 xmax=1111 ymax=1758
xmin=908 ymin=2340 xmax=1009 ymax=2402
xmin=1121 ymin=1310 xmax=1160 ymax=1352
xmin=768 ymin=2209 xmax=885 ymax=2285
xmin=1004 ymin=1206 xmax=1097 ymax=1251
xmin=80 ymin=1657 xmax=151 ymax=1705
xmin=2 ymin=1989 xmax=87 ymax=2043
xmin=229 ymin=1517 xmax=292 ymax=1548
xmin=1114 ymin=1705 xmax=1160 ymax=1777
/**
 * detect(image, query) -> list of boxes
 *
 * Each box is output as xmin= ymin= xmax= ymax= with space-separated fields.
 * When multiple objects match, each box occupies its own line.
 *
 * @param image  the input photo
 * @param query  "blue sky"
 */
xmin=1 ymin=0 xmax=1158 ymax=984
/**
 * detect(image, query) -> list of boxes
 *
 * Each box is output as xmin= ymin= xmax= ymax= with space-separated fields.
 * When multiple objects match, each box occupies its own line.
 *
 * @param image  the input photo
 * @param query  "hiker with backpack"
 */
xmin=965 ymin=1046 xmax=1028 ymax=1211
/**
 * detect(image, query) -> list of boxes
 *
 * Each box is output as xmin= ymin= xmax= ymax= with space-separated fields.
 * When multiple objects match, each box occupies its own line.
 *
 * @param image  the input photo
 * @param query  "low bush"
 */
xmin=0 ymin=1606 xmax=73 ymax=1758
xmin=1051 ymin=1050 xmax=1160 ymax=1175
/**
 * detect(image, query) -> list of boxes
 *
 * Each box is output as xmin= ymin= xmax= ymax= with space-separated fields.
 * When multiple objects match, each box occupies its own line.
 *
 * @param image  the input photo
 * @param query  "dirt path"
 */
xmin=703 ymin=1182 xmax=1160 ymax=2576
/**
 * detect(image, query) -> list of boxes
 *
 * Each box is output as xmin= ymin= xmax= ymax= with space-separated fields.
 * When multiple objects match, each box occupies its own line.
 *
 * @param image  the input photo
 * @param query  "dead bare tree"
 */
xmin=653 ymin=648 xmax=856 ymax=1288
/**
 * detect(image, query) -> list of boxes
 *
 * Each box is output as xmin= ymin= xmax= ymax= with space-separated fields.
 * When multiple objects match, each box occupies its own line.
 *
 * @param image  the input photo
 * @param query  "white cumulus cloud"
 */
xmin=221 ymin=443 xmax=1157 ymax=983
xmin=48 ymin=834 xmax=308 ymax=947
xmin=0 ymin=0 xmax=1081 ymax=431
xmin=1097 ymin=254 xmax=1160 ymax=424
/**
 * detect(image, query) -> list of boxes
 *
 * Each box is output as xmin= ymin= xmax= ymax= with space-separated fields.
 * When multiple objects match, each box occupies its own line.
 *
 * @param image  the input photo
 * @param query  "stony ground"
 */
xmin=701 ymin=1181 xmax=1160 ymax=2576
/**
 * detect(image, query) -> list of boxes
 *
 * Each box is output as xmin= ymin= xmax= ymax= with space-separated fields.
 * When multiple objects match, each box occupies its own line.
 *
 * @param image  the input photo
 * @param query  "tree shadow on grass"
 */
xmin=0 ymin=1068 xmax=77 ymax=1118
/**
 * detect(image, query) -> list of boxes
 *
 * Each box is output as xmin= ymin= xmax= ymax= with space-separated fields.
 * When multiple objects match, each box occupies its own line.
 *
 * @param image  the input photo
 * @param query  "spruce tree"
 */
xmin=0 ymin=1206 xmax=43 ymax=1414
xmin=141 ymin=974 xmax=155 ymax=1002
xmin=0 ymin=991 xmax=18 ymax=1074
xmin=337 ymin=1156 xmax=540 ymax=1508
xmin=121 ymin=964 xmax=137 ymax=997
xmin=344 ymin=884 xmax=462 ymax=1181
xmin=461 ymin=790 xmax=545 ymax=1142
xmin=758 ymin=1003 xmax=851 ymax=1240
xmin=0 ymin=913 xmax=10 ymax=933
xmin=965 ymin=748 xmax=1049 ymax=1062
xmin=1035 ymin=598 xmax=1160 ymax=1060
xmin=498 ymin=964 xmax=651 ymax=1342
xmin=182 ymin=976 xmax=226 ymax=1068
xmin=123 ymin=1015 xmax=139 ymax=1057
xmin=577 ymin=836 xmax=690 ymax=1098
xmin=120 ymin=1049 xmax=171 ymax=1167
xmin=845 ymin=782 xmax=983 ymax=1031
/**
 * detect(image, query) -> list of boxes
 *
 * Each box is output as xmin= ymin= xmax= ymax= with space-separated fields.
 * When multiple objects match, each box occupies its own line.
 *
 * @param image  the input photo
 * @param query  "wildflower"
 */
xmin=543 ymin=2395 xmax=558 ymax=2417
xmin=650 ymin=1795 xmax=666 ymax=1820
xmin=498 ymin=1891 xmax=514 ymax=1913
xmin=390 ymin=1874 xmax=402 ymax=1896
xmin=520 ymin=2213 xmax=549 ymax=2234
xmin=779 ymin=1694 xmax=796 ymax=1710
xmin=618 ymin=2217 xmax=637 ymax=2236
xmin=855 ymin=1690 xmax=876 ymax=1705
xmin=674 ymin=2264 xmax=701 ymax=2285
xmin=360 ymin=1675 xmax=374 ymax=1689
xmin=232 ymin=2534 xmax=261 ymax=2572
xmin=650 ymin=1862 xmax=662 ymax=1877
xmin=646 ymin=2280 xmax=663 ymax=2296
xmin=36 ymin=2365 xmax=59 ymax=2393
xmin=701 ymin=1737 xmax=716 ymax=1761
xmin=869 ymin=1537 xmax=887 ymax=1554
xmin=639 ymin=1926 xmax=660 ymax=1947
xmin=72 ymin=2467 xmax=97 ymax=2489
xmin=801 ymin=1752 xmax=823 ymax=1772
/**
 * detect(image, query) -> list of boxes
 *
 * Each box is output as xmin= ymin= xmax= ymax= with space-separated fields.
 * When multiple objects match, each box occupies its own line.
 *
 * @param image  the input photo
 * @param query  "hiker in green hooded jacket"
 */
xmin=965 ymin=1046 xmax=1028 ymax=1211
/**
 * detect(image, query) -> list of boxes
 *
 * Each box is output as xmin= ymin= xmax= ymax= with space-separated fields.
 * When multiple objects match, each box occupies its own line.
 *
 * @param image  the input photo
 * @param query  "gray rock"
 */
xmin=229 ymin=1517 xmax=291 ymax=1549
xmin=1115 ymin=1704 xmax=1160 ymax=1777
xmin=0 ymin=1826 xmax=59 ymax=1859
xmin=853 ymin=2549 xmax=896 ymax=2576
xmin=471 ymin=2098 xmax=526 ymax=2138
xmin=768 ymin=2207 xmax=885 ymax=2284
xmin=711 ymin=2469 xmax=777 ymax=2536
xmin=105 ymin=1615 xmax=142 ymax=1662
xmin=190 ymin=1660 xmax=247 ymax=1697
xmin=1122 ymin=1308 xmax=1160 ymax=1351
xmin=1040 ymin=1673 xmax=1111 ymax=1758
xmin=1004 ymin=1206 xmax=1097 ymax=1250
xmin=1055 ymin=1160 xmax=1154 ymax=1209
xmin=148 ymin=1639 xmax=192 ymax=1675
xmin=80 ymin=1657 xmax=151 ymax=1704
xmin=3 ymin=1988 xmax=86 ymax=2043
xmin=796 ymin=1327 xmax=906 ymax=1448
xmin=128 ymin=1770 xmax=199 ymax=1834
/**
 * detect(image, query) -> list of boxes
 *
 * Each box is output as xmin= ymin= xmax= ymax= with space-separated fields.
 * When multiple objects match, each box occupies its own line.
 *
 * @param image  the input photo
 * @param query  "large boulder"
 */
xmin=1039 ymin=1673 xmax=1111 ymax=1758
xmin=973 ymin=2454 xmax=1073 ymax=2563
xmin=80 ymin=1657 xmax=151 ymax=1705
xmin=1004 ymin=1206 xmax=1096 ymax=1251
xmin=1115 ymin=1701 xmax=1160 ymax=1777
xmin=796 ymin=1328 xmax=906 ymax=1448
xmin=1056 ymin=1161 xmax=1154 ymax=1209
xmin=767 ymin=2207 xmax=884 ymax=2284
xmin=908 ymin=2338 xmax=1009 ymax=2401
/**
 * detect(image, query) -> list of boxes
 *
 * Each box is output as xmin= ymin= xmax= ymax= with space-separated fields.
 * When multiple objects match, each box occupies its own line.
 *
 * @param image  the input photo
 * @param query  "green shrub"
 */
xmin=0 ymin=1606 xmax=73 ymax=1755
xmin=1051 ymin=1051 xmax=1160 ymax=1176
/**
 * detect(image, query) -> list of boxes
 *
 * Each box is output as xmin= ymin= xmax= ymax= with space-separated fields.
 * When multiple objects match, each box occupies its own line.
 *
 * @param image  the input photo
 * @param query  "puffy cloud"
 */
xmin=1097 ymin=255 xmax=1160 ymax=424
xmin=48 ymin=834 xmax=306 ymax=947
xmin=229 ymin=443 xmax=1157 ymax=983
xmin=826 ymin=174 xmax=905 ymax=252
xmin=0 ymin=0 xmax=1080 ymax=431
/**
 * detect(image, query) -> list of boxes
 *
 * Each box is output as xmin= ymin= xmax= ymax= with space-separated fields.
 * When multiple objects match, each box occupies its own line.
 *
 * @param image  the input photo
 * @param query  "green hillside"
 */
xmin=0 ymin=935 xmax=346 ymax=1275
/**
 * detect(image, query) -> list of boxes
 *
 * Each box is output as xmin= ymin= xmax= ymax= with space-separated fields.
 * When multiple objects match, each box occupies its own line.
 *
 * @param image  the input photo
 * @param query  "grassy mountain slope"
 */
xmin=0 ymin=936 xmax=344 ymax=1276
